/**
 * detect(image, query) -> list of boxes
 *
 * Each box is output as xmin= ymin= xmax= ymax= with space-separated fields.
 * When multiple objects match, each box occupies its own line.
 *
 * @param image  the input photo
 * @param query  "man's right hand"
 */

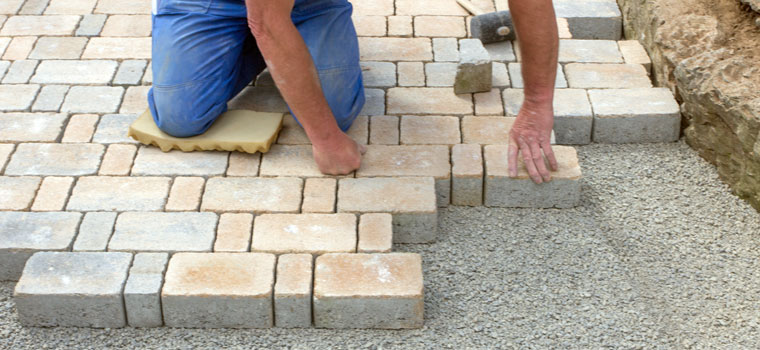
xmin=311 ymin=132 xmax=365 ymax=175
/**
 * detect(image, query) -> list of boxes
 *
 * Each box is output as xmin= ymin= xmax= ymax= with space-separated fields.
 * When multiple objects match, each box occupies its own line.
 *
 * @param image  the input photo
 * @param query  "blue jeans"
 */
xmin=148 ymin=0 xmax=365 ymax=137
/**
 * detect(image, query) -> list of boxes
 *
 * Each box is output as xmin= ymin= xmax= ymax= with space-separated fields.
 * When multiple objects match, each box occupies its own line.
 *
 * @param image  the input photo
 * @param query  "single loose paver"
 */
xmin=201 ymin=177 xmax=303 ymax=213
xmin=251 ymin=213 xmax=357 ymax=255
xmin=5 ymin=143 xmax=104 ymax=176
xmin=455 ymin=39 xmax=492 ymax=94
xmin=589 ymin=88 xmax=681 ymax=143
xmin=553 ymin=0 xmax=622 ymax=40
xmin=109 ymin=212 xmax=218 ymax=253
xmin=274 ymin=254 xmax=313 ymax=328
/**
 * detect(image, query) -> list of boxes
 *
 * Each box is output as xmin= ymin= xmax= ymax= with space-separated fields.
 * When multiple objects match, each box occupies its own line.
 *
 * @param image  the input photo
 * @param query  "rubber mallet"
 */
xmin=456 ymin=0 xmax=516 ymax=43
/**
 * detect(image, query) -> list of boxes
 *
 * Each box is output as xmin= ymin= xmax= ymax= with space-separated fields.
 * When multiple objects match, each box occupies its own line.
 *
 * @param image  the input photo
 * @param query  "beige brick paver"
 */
xmin=302 ymin=178 xmax=337 ymax=213
xmin=201 ymin=177 xmax=303 ymax=213
xmin=0 ymin=16 xmax=80 ymax=36
xmin=44 ymin=0 xmax=97 ymax=15
xmin=251 ymin=213 xmax=357 ymax=255
xmin=82 ymin=37 xmax=151 ymax=59
xmin=2 ymin=36 xmax=36 ymax=60
xmin=214 ymin=213 xmax=253 ymax=252
xmin=31 ymin=176 xmax=74 ymax=211
xmin=61 ymin=114 xmax=99 ymax=143
xmin=369 ymin=115 xmax=399 ymax=145
xmin=0 ymin=176 xmax=40 ymax=210
xmin=400 ymin=115 xmax=460 ymax=145
xmin=165 ymin=177 xmax=205 ymax=211
xmin=357 ymin=213 xmax=393 ymax=253
xmin=67 ymin=176 xmax=171 ymax=211
xmin=358 ymin=38 xmax=432 ymax=61
xmin=387 ymin=88 xmax=472 ymax=115
xmin=387 ymin=16 xmax=412 ymax=37
xmin=414 ymin=16 xmax=466 ymax=38
xmin=226 ymin=152 xmax=260 ymax=176
xmin=101 ymin=15 xmax=151 ymax=37
xmin=99 ymin=144 xmax=137 ymax=175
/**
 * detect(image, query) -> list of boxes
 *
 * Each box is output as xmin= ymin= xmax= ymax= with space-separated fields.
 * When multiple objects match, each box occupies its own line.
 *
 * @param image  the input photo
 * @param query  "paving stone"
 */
xmin=275 ymin=254 xmax=313 ymax=328
xmin=119 ymin=85 xmax=149 ymax=114
xmin=397 ymin=62 xmax=424 ymax=87
xmin=552 ymin=0 xmax=622 ymax=40
xmin=451 ymin=143 xmax=483 ymax=206
xmin=589 ymin=88 xmax=681 ymax=143
xmin=0 ymin=15 xmax=80 ymax=35
xmin=92 ymin=114 xmax=139 ymax=144
xmin=13 ymin=251 xmax=132 ymax=327
xmin=201 ymin=177 xmax=303 ymax=213
xmin=162 ymin=252 xmax=276 ymax=328
xmin=110 ymin=212 xmax=217 ymax=253
xmin=425 ymin=62 xmax=456 ymax=87
xmin=433 ymin=37 xmax=458 ymax=62
xmin=72 ymin=212 xmax=117 ymax=252
xmin=132 ymin=146 xmax=228 ymax=176
xmin=387 ymin=88 xmax=472 ymax=115
xmin=360 ymin=61 xmax=395 ymax=87
xmin=31 ymin=176 xmax=73 ymax=211
xmin=358 ymin=37 xmax=432 ymax=61
xmin=94 ymin=0 xmax=152 ymax=14
xmin=396 ymin=0 xmax=468 ymax=15
xmin=0 ymin=84 xmax=40 ymax=111
xmin=214 ymin=213 xmax=253 ymax=252
xmin=349 ymin=0 xmax=394 ymax=16
xmin=558 ymin=39 xmax=623 ymax=63
xmin=82 ymin=37 xmax=151 ymax=59
xmin=113 ymin=59 xmax=147 ymax=85
xmin=357 ymin=145 xmax=451 ymax=206
xmin=474 ymin=88 xmax=504 ymax=115
xmin=565 ymin=63 xmax=651 ymax=89
xmin=31 ymin=85 xmax=69 ymax=112
xmin=0 ymin=38 xmax=9 ymax=55
xmin=455 ymin=39 xmax=492 ymax=94
xmin=313 ymin=253 xmax=424 ymax=329
xmin=360 ymin=88 xmax=385 ymax=116
xmin=0 ymin=0 xmax=23 ymax=14
xmin=484 ymin=41 xmax=515 ymax=61
xmin=75 ymin=14 xmax=107 ymax=36
xmin=2 ymin=37 xmax=37 ymax=60
xmin=252 ymin=213 xmax=356 ymax=255
xmin=0 ymin=212 xmax=81 ymax=281
xmin=358 ymin=213 xmax=393 ymax=253
xmin=99 ymin=144 xmax=137 ymax=175
xmin=0 ymin=113 xmax=67 ymax=142
xmin=492 ymin=62 xmax=510 ymax=87
xmin=337 ymin=177 xmax=437 ymax=243
xmin=226 ymin=152 xmax=260 ymax=176
xmin=44 ymin=0 xmax=96 ymax=14
xmin=260 ymin=145 xmax=331 ymax=177
xmin=32 ymin=60 xmax=117 ymax=84
xmin=557 ymin=17 xmax=573 ymax=39
xmin=61 ymin=114 xmax=98 ymax=143
xmin=400 ymin=115 xmax=460 ymax=145
xmin=0 ymin=176 xmax=40 ymax=210
xmin=0 ymin=143 xmax=14 ymax=172
xmin=28 ymin=37 xmax=86 ymax=59
xmin=165 ymin=177 xmax=205 ymax=211
xmin=67 ymin=176 xmax=170 ymax=211
xmin=353 ymin=15 xmax=386 ymax=37
xmin=504 ymin=89 xmax=593 ymax=144
xmin=484 ymin=145 xmax=582 ymax=208
xmin=0 ymin=60 xmax=9 ymax=80
xmin=142 ymin=61 xmax=152 ymax=84
xmin=101 ymin=14 xmax=151 ymax=36
xmin=369 ymin=115 xmax=399 ymax=145
xmin=302 ymin=178 xmax=337 ymax=213
xmin=2 ymin=60 xmax=38 ymax=83
xmin=387 ymin=16 xmax=412 ymax=37
xmin=414 ymin=16 xmax=466 ymax=37
xmin=276 ymin=114 xmax=310 ymax=145
xmin=461 ymin=115 xmax=514 ymax=145
xmin=618 ymin=40 xmax=652 ymax=73
xmin=125 ymin=252 xmax=168 ymax=327
xmin=19 ymin=0 xmax=50 ymax=15
xmin=508 ymin=63 xmax=567 ymax=88
xmin=6 ymin=143 xmax=104 ymax=176
xmin=61 ymin=86 xmax=124 ymax=114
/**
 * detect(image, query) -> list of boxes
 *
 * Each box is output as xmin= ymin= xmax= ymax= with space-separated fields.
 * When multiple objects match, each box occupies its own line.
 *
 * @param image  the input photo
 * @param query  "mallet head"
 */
xmin=470 ymin=10 xmax=516 ymax=44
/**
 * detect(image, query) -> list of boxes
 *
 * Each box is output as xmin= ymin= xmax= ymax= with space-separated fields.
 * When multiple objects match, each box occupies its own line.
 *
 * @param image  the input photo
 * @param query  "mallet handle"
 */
xmin=456 ymin=0 xmax=484 ymax=15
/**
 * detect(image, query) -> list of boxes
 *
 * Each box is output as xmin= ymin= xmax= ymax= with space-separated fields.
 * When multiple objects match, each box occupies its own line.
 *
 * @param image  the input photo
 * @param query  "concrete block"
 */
xmin=124 ymin=253 xmax=168 ymax=327
xmin=337 ymin=177 xmax=437 ymax=243
xmin=109 ymin=212 xmax=218 ymax=253
xmin=553 ymin=0 xmax=622 ymax=40
xmin=503 ymin=89 xmax=593 ymax=144
xmin=314 ymin=253 xmax=424 ymax=329
xmin=455 ymin=39 xmax=492 ymax=94
xmin=432 ymin=37 xmax=458 ymax=62
xmin=201 ymin=177 xmax=303 ymax=213
xmin=13 ymin=252 xmax=132 ymax=327
xmin=274 ymin=254 xmax=313 ymax=328
xmin=251 ymin=214 xmax=356 ymax=255
xmin=162 ymin=253 xmax=276 ymax=328
xmin=5 ymin=143 xmax=104 ymax=176
xmin=358 ymin=213 xmax=393 ymax=253
xmin=452 ymin=144 xmax=483 ymax=206
xmin=589 ymin=88 xmax=681 ymax=143
xmin=484 ymin=145 xmax=582 ymax=208
xmin=565 ymin=63 xmax=651 ymax=89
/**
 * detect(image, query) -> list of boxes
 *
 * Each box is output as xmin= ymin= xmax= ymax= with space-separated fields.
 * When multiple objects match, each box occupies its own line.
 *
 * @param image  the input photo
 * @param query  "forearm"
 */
xmin=508 ymin=0 xmax=558 ymax=106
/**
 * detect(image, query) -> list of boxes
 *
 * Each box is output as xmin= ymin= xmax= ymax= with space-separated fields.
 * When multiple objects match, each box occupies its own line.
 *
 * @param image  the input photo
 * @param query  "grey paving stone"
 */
xmin=0 ymin=176 xmax=40 ymax=210
xmin=113 ymin=59 xmax=147 ymax=85
xmin=558 ymin=39 xmax=623 ymax=63
xmin=359 ymin=88 xmax=385 ymax=116
xmin=0 ymin=212 xmax=81 ymax=281
xmin=109 ymin=212 xmax=218 ymax=253
xmin=124 ymin=253 xmax=169 ymax=327
xmin=73 ymin=212 xmax=117 ymax=252
xmin=504 ymin=89 xmax=593 ymax=144
xmin=67 ymin=176 xmax=171 ymax=211
xmin=5 ymin=143 xmax=104 ymax=176
xmin=92 ymin=114 xmax=139 ymax=144
xmin=142 ymin=61 xmax=152 ymax=84
xmin=425 ymin=62 xmax=456 ymax=86
xmin=61 ymin=86 xmax=124 ymax=114
xmin=31 ymin=85 xmax=69 ymax=112
xmin=492 ymin=62 xmax=510 ymax=87
xmin=2 ymin=60 xmax=38 ymax=84
xmin=589 ymin=88 xmax=681 ymax=143
xmin=455 ymin=39 xmax=492 ymax=94
xmin=76 ymin=14 xmax=107 ymax=36
xmin=360 ymin=61 xmax=396 ymax=87
xmin=18 ymin=0 xmax=49 ymax=15
xmin=508 ymin=63 xmax=567 ymax=88
xmin=553 ymin=0 xmax=622 ymax=40
xmin=131 ymin=253 xmax=169 ymax=274
xmin=565 ymin=63 xmax=652 ymax=89
xmin=432 ymin=37 xmax=458 ymax=62
xmin=0 ymin=112 xmax=67 ymax=142
xmin=13 ymin=251 xmax=132 ymax=327
xmin=0 ymin=84 xmax=40 ymax=111
xmin=132 ymin=146 xmax=228 ymax=176
xmin=28 ymin=37 xmax=87 ymax=59
xmin=484 ymin=41 xmax=515 ymax=61
xmin=31 ymin=60 xmax=117 ymax=84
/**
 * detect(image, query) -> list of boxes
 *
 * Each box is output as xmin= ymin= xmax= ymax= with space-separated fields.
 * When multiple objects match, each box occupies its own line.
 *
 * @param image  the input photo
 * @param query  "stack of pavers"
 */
xmin=0 ymin=0 xmax=681 ymax=329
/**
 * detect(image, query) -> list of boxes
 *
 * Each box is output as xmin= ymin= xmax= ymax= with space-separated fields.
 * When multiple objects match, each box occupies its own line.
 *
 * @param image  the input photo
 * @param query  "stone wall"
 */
xmin=616 ymin=0 xmax=760 ymax=210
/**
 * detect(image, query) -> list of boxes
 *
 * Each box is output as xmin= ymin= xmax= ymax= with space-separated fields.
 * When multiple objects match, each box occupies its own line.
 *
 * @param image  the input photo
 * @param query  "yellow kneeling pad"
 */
xmin=128 ymin=109 xmax=284 ymax=153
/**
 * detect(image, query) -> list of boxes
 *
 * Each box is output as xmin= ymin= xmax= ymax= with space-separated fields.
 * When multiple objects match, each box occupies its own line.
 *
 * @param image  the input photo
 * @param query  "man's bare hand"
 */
xmin=312 ymin=132 xmax=365 ymax=175
xmin=508 ymin=101 xmax=558 ymax=184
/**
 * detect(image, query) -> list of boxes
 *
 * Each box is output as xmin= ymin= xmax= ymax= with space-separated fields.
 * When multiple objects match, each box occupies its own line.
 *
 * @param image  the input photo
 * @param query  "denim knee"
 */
xmin=148 ymin=85 xmax=227 ymax=138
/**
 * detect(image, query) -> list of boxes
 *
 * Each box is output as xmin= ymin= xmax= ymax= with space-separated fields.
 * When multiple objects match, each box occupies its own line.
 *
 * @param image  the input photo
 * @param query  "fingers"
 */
xmin=508 ymin=135 xmax=519 ymax=177
xmin=530 ymin=141 xmax=551 ymax=183
xmin=541 ymin=140 xmax=558 ymax=171
xmin=517 ymin=137 xmax=542 ymax=184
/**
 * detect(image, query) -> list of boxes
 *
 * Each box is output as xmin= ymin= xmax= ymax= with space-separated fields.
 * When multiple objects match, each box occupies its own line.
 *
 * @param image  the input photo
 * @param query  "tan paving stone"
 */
xmin=99 ymin=144 xmax=137 ymax=175
xmin=558 ymin=39 xmax=623 ymax=63
xmin=424 ymin=62 xmax=456 ymax=87
xmin=226 ymin=152 xmax=260 ymax=176
xmin=31 ymin=176 xmax=74 ymax=211
xmin=0 ymin=37 xmax=10 ymax=56
xmin=101 ymin=15 xmax=151 ymax=37
xmin=397 ymin=61 xmax=424 ymax=87
xmin=358 ymin=37 xmax=432 ymax=61
xmin=2 ymin=36 xmax=36 ymax=60
xmin=131 ymin=147 xmax=228 ymax=176
xmin=274 ymin=253 xmax=312 ymax=328
xmin=0 ymin=16 xmax=79 ymax=36
xmin=313 ymin=253 xmax=424 ymax=329
xmin=260 ymin=145 xmax=327 ymax=178
xmin=413 ymin=16 xmax=466 ymax=37
xmin=82 ymin=37 xmax=151 ymax=59
xmin=302 ymin=178 xmax=337 ymax=213
xmin=475 ymin=88 xmax=504 ymax=115
xmin=461 ymin=115 xmax=513 ymax=144
xmin=201 ymin=177 xmax=303 ymax=213
xmin=349 ymin=0 xmax=394 ymax=16
xmin=396 ymin=0 xmax=468 ymax=15
xmin=564 ymin=63 xmax=652 ymax=89
xmin=618 ymin=40 xmax=652 ymax=72
xmin=119 ymin=85 xmax=149 ymax=114
xmin=0 ymin=84 xmax=40 ymax=111
xmin=5 ymin=143 xmax=104 ymax=176
xmin=387 ymin=88 xmax=472 ymax=115
xmin=400 ymin=115 xmax=460 ymax=145
xmin=369 ymin=115 xmax=399 ymax=145
xmin=358 ymin=213 xmax=393 ymax=253
xmin=451 ymin=144 xmax=483 ymax=206
xmin=67 ymin=176 xmax=170 ymax=211
xmin=214 ymin=213 xmax=253 ymax=252
xmin=348 ymin=115 xmax=369 ymax=144
xmin=28 ymin=37 xmax=87 ymax=59
xmin=165 ymin=177 xmax=205 ymax=212
xmin=0 ymin=113 xmax=66 ymax=142
xmin=44 ymin=0 xmax=96 ymax=14
xmin=61 ymin=114 xmax=98 ymax=143
xmin=0 ymin=176 xmax=40 ymax=210
xmin=94 ymin=0 xmax=152 ymax=14
xmin=31 ymin=60 xmax=118 ymax=84
xmin=353 ymin=16 xmax=386 ymax=37
xmin=252 ymin=213 xmax=356 ymax=255
xmin=387 ymin=16 xmax=412 ymax=37
xmin=162 ymin=252 xmax=275 ymax=328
